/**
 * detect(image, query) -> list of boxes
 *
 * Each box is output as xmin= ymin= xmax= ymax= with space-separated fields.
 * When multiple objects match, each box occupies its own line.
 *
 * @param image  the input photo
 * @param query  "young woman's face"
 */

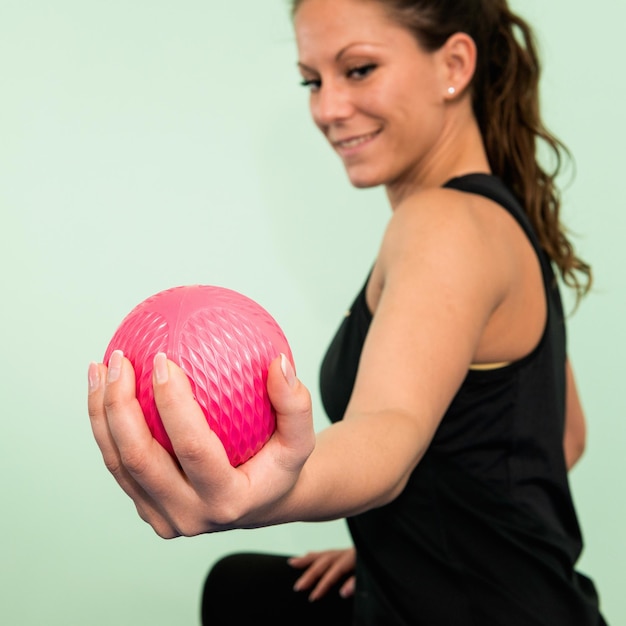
xmin=294 ymin=0 xmax=450 ymax=191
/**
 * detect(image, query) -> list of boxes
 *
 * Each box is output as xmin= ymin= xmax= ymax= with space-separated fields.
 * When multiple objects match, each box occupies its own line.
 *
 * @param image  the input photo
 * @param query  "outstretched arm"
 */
xmin=88 ymin=188 xmax=516 ymax=535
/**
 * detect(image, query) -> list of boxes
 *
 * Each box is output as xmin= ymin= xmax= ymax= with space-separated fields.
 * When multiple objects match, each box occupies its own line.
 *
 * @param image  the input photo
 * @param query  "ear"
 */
xmin=438 ymin=32 xmax=477 ymax=101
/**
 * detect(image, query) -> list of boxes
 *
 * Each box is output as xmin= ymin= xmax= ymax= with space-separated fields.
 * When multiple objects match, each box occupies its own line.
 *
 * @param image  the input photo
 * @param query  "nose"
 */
xmin=311 ymin=81 xmax=354 ymax=128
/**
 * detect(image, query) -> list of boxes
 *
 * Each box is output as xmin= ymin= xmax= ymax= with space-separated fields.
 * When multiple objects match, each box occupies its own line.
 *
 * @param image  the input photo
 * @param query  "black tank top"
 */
xmin=319 ymin=174 xmax=606 ymax=625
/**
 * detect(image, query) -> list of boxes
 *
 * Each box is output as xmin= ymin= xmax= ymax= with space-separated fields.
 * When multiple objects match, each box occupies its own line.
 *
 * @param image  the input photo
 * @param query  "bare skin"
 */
xmin=88 ymin=0 xmax=587 ymax=587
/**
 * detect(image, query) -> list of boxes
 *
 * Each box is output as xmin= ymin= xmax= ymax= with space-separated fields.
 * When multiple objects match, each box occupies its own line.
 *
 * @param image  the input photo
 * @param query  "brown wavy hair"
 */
xmin=291 ymin=0 xmax=592 ymax=301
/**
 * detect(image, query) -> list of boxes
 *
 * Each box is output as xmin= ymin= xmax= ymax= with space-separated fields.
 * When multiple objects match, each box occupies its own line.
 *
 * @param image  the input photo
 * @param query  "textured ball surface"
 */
xmin=103 ymin=285 xmax=293 ymax=466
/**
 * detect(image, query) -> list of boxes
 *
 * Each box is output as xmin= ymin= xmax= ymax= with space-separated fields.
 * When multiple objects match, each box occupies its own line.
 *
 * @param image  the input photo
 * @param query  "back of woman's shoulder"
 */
xmin=387 ymin=187 xmax=485 ymax=244
xmin=396 ymin=185 xmax=488 ymax=215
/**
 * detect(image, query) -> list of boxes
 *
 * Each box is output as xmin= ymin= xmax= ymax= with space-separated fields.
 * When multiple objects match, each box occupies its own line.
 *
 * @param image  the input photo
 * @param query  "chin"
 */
xmin=350 ymin=179 xmax=379 ymax=189
xmin=344 ymin=166 xmax=387 ymax=190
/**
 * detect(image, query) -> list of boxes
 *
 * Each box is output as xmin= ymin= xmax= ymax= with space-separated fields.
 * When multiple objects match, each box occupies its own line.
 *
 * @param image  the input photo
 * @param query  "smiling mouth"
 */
xmin=333 ymin=129 xmax=381 ymax=150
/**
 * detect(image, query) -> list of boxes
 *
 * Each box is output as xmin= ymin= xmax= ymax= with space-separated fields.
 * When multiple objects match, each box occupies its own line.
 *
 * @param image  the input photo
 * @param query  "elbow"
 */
xmin=564 ymin=430 xmax=587 ymax=471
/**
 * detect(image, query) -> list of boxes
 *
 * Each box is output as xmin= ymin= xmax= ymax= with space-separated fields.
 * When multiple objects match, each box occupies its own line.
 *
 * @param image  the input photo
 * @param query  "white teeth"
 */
xmin=337 ymin=131 xmax=378 ymax=149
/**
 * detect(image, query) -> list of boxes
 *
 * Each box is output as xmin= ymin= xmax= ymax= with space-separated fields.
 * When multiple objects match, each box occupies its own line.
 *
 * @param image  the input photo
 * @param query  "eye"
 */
xmin=300 ymin=78 xmax=321 ymax=92
xmin=347 ymin=64 xmax=377 ymax=80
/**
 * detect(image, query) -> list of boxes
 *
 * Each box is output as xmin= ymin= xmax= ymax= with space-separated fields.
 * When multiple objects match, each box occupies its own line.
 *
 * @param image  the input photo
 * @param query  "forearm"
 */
xmin=258 ymin=409 xmax=431 ymax=525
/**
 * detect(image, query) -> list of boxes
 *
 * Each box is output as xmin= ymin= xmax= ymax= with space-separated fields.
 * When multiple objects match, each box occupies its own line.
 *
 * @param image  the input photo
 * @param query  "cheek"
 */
xmin=308 ymin=99 xmax=317 ymax=127
xmin=394 ymin=83 xmax=445 ymax=137
xmin=308 ymin=97 xmax=325 ymax=134
xmin=363 ymin=77 xmax=428 ymax=131
xmin=357 ymin=83 xmax=393 ymax=119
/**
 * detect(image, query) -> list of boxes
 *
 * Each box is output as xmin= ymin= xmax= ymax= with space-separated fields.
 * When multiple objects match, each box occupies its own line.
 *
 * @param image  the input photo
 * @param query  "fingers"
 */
xmin=339 ymin=575 xmax=356 ymax=599
xmin=87 ymin=352 xmax=187 ymax=538
xmin=88 ymin=350 xmax=315 ymax=537
xmin=103 ymin=353 xmax=175 ymax=487
xmin=309 ymin=556 xmax=352 ymax=601
xmin=289 ymin=549 xmax=356 ymax=601
xmin=152 ymin=354 xmax=237 ymax=502
xmin=88 ymin=358 xmax=146 ymax=500
xmin=266 ymin=355 xmax=316 ymax=471
xmin=287 ymin=552 xmax=319 ymax=569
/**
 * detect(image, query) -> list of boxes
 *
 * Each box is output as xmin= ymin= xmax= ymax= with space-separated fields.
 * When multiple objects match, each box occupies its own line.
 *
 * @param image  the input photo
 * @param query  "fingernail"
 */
xmin=280 ymin=353 xmax=296 ymax=387
xmin=88 ymin=362 xmax=100 ymax=393
xmin=153 ymin=352 xmax=169 ymax=384
xmin=107 ymin=350 xmax=123 ymax=383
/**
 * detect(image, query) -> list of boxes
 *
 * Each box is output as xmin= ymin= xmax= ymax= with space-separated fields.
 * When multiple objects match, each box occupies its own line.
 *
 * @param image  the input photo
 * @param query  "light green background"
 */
xmin=1 ymin=1 xmax=623 ymax=624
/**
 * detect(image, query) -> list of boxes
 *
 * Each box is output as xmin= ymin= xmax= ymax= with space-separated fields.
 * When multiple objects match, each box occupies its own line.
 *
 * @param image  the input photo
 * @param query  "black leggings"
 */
xmin=201 ymin=552 xmax=354 ymax=625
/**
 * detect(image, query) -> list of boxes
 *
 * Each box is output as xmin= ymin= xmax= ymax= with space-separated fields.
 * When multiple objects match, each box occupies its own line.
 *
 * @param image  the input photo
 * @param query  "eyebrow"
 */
xmin=297 ymin=41 xmax=384 ymax=73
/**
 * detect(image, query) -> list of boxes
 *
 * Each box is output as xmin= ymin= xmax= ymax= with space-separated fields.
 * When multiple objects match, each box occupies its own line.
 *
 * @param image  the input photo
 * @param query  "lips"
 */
xmin=332 ymin=129 xmax=381 ymax=151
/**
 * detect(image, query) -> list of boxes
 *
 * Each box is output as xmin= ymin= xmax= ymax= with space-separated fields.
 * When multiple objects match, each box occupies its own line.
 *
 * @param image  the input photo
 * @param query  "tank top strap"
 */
xmin=443 ymin=173 xmax=543 ymax=258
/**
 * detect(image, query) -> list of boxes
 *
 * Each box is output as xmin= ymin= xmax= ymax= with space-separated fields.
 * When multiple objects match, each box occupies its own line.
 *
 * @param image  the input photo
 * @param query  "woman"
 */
xmin=88 ymin=0 xmax=606 ymax=623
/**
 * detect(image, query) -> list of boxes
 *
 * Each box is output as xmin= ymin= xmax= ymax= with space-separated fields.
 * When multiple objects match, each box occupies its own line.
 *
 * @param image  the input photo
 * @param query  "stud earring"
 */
xmin=447 ymin=86 xmax=456 ymax=96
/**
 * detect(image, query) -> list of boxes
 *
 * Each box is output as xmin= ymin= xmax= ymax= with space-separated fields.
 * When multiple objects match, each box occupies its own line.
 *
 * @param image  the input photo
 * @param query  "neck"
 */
xmin=385 ymin=104 xmax=491 ymax=209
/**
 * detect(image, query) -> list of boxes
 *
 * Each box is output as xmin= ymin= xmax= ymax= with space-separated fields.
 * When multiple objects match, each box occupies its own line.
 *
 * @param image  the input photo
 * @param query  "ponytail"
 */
xmin=475 ymin=3 xmax=592 ymax=302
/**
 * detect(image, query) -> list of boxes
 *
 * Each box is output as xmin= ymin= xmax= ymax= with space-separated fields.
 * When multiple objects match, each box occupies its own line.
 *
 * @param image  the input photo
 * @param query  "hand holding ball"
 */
xmin=103 ymin=285 xmax=293 ymax=466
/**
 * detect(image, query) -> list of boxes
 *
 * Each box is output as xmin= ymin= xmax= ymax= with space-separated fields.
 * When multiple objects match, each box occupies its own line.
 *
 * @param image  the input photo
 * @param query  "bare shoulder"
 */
xmin=353 ymin=186 xmax=517 ymax=437
xmin=376 ymin=187 xmax=512 ymax=288
xmin=387 ymin=186 xmax=503 ymax=244
xmin=366 ymin=184 xmax=544 ymax=365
